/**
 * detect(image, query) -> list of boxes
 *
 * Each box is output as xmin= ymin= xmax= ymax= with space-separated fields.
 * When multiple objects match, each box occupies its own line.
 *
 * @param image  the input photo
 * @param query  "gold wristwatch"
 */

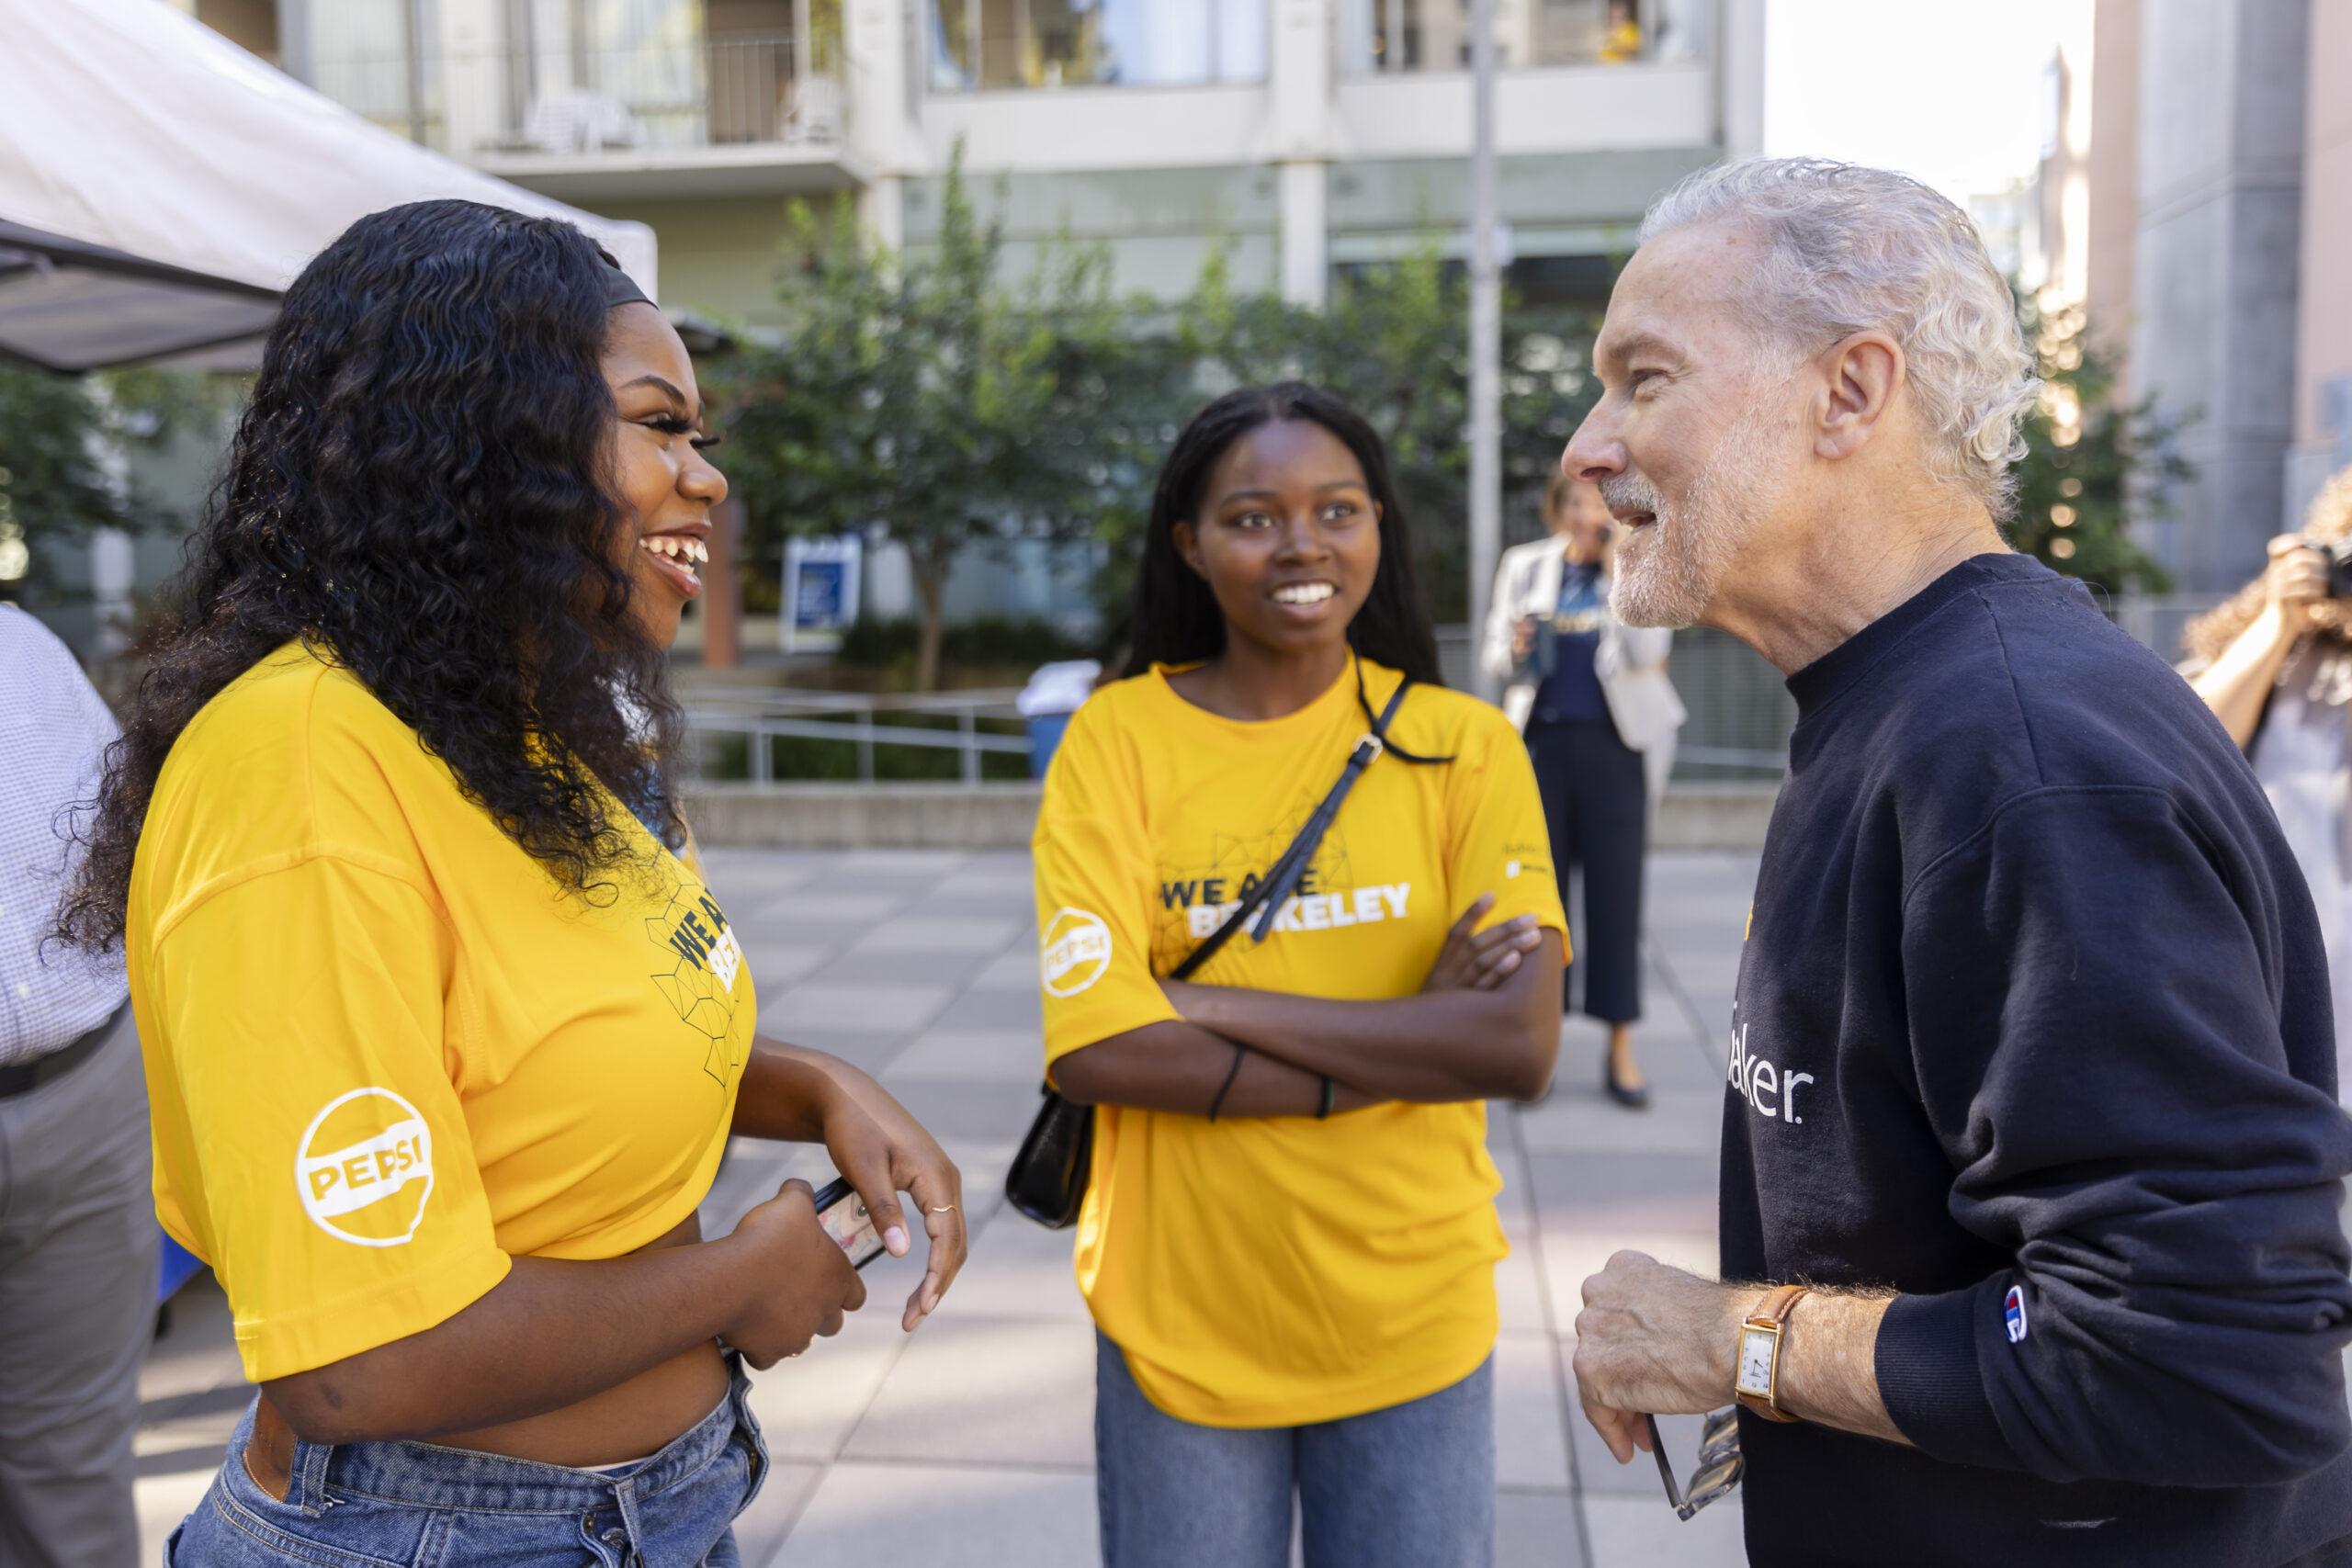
xmin=1733 ymin=1283 xmax=1807 ymax=1423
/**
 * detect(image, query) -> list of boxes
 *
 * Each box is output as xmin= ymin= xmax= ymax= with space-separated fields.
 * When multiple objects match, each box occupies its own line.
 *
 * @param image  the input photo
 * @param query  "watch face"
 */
xmin=1736 ymin=1326 xmax=1777 ymax=1396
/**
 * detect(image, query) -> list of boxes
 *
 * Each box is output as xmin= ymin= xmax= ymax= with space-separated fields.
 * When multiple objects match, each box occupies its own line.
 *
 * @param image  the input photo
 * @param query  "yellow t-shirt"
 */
xmin=1034 ymin=659 xmax=1566 ymax=1427
xmin=128 ymin=644 xmax=755 ymax=1382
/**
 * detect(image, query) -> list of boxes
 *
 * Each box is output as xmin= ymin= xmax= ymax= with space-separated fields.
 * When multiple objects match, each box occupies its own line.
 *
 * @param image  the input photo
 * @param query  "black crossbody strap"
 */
xmin=1169 ymin=671 xmax=1414 ymax=981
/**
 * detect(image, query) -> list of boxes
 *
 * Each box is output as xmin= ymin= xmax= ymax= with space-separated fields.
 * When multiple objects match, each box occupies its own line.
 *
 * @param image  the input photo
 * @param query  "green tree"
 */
xmin=0 ymin=367 xmax=130 ymax=599
xmin=0 ymin=364 xmax=218 ymax=605
xmin=2007 ymin=293 xmax=2185 ymax=595
xmin=719 ymin=148 xmax=1110 ymax=691
xmin=1087 ymin=243 xmax=1601 ymax=641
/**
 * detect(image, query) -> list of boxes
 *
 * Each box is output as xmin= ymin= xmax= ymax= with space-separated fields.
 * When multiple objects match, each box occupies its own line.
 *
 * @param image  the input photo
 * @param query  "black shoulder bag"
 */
xmin=1005 ymin=665 xmax=1447 ymax=1228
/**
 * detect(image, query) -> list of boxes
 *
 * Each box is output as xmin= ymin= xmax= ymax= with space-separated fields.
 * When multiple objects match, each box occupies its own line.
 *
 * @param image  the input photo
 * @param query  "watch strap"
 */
xmin=1736 ymin=1284 xmax=1807 ymax=1423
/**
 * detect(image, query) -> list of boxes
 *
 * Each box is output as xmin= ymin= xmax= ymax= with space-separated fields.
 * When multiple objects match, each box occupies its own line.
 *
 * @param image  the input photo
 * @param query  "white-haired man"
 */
xmin=1566 ymin=159 xmax=2352 ymax=1567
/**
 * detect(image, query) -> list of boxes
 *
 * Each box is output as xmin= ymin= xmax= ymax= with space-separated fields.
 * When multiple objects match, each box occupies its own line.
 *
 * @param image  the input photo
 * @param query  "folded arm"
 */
xmin=1162 ymin=928 xmax=1563 ymax=1103
xmin=1055 ymin=897 xmax=1561 ymax=1113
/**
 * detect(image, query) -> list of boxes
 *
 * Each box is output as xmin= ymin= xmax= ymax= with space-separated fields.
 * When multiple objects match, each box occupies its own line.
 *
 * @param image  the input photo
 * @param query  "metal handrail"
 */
xmin=684 ymin=686 xmax=1031 ymax=785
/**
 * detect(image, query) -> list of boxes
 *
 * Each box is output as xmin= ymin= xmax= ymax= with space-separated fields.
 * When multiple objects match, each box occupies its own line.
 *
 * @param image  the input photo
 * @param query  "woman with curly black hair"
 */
xmin=57 ymin=198 xmax=966 ymax=1566
xmin=1031 ymin=384 xmax=1566 ymax=1566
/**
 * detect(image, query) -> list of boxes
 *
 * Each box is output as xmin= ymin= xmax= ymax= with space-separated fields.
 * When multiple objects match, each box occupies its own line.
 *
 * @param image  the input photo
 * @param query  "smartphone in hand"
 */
xmin=811 ymin=1178 xmax=888 ymax=1269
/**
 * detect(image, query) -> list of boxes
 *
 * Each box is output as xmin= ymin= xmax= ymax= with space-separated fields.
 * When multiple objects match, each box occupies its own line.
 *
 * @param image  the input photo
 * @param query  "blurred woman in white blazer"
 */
xmin=1480 ymin=473 xmax=1684 ymax=1107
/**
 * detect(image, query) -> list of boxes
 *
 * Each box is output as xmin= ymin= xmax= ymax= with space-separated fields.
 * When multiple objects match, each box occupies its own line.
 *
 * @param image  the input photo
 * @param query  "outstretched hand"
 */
xmin=1422 ymin=893 xmax=1544 ymax=993
xmin=816 ymin=1070 xmax=968 ymax=1332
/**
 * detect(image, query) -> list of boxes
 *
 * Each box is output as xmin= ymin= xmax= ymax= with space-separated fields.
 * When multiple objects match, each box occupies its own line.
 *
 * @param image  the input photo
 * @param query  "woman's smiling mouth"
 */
xmin=1272 ymin=581 xmax=1336 ymax=606
xmin=638 ymin=533 xmax=707 ymax=599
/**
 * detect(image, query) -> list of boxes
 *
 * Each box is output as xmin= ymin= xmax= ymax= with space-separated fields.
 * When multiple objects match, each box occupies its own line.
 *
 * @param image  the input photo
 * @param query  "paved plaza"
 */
xmin=135 ymin=847 xmax=1762 ymax=1568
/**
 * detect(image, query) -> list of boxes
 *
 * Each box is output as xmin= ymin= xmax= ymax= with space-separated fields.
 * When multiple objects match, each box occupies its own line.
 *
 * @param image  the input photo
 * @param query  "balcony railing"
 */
xmin=311 ymin=34 xmax=846 ymax=156
xmin=926 ymin=0 xmax=1268 ymax=92
xmin=1339 ymin=0 xmax=1710 ymax=74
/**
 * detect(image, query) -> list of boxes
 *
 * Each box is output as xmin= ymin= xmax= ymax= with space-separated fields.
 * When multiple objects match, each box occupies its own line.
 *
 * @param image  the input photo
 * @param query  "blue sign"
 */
xmin=782 ymin=535 xmax=863 ymax=652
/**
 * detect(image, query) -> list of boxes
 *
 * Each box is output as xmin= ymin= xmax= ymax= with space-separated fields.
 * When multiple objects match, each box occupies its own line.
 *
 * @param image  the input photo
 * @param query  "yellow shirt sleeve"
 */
xmin=1442 ymin=712 xmax=1570 ymax=944
xmin=1035 ymin=696 xmax=1182 ymax=1076
xmin=146 ymin=852 xmax=510 ymax=1382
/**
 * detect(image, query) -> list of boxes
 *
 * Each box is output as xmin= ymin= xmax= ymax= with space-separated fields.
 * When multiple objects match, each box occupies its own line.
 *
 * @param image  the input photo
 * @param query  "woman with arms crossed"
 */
xmin=1038 ymin=384 xmax=1567 ymax=1568
xmin=57 ymin=200 xmax=965 ymax=1566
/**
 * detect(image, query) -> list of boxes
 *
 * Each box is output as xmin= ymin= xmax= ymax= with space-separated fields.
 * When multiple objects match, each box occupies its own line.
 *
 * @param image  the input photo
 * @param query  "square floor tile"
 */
xmin=933 ymin=865 xmax=1042 ymax=898
xmin=842 ymin=1316 xmax=1097 ymax=1468
xmin=772 ymin=1461 xmax=1098 ymax=1568
xmin=811 ymin=950 xmax=990 ymax=987
xmin=746 ymin=946 xmax=831 ymax=992
xmin=885 ymin=1029 xmax=1046 ymax=1083
xmin=932 ymin=1206 xmax=1089 ymax=1323
xmin=882 ymin=1077 xmax=1046 ymax=1143
xmin=137 ymin=1472 xmax=215 ymax=1567
xmin=928 ymin=986 xmax=1044 ymax=1031
xmin=966 ymin=948 xmax=1043 ymax=990
xmin=749 ymin=891 xmax=914 ymax=925
xmin=1498 ymin=1489 xmax=1589 ymax=1568
xmin=732 ymin=1461 xmax=825 ymax=1568
xmin=1580 ymin=1492 xmax=1746 ymax=1566
xmin=1518 ymin=1088 xmax=1723 ymax=1158
xmin=1542 ymin=1230 xmax=1720 ymax=1346
xmin=744 ymin=1314 xmax=919 ymax=1463
xmin=852 ymin=917 xmax=1024 ymax=955
xmin=761 ymin=983 xmax=952 ymax=1035
xmin=1494 ymin=1331 xmax=1571 ymax=1491
xmin=1564 ymin=1376 xmax=1736 ymax=1504
xmin=1522 ymin=1153 xmax=1720 ymax=1235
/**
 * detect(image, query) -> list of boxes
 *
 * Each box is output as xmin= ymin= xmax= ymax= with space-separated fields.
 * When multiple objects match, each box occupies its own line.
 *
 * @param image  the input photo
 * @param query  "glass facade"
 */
xmin=927 ymin=0 xmax=1267 ymax=92
xmin=1337 ymin=0 xmax=1708 ymax=74
xmin=307 ymin=0 xmax=844 ymax=153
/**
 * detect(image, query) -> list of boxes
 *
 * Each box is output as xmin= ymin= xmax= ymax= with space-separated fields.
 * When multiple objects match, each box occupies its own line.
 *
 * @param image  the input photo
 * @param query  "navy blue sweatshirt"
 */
xmin=1723 ymin=554 xmax=2352 ymax=1567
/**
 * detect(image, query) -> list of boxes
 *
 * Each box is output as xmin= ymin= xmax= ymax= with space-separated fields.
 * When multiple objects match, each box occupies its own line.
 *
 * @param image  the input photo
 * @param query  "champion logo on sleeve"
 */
xmin=2004 ymin=1284 xmax=2029 ymax=1344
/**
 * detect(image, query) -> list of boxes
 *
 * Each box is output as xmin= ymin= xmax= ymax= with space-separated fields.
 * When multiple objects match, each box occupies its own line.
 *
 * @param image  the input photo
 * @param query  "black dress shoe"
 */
xmin=1604 ymin=1054 xmax=1651 ymax=1110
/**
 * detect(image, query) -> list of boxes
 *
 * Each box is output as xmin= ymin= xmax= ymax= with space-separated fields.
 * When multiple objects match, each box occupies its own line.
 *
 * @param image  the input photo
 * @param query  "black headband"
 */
xmin=598 ymin=249 xmax=651 ymax=310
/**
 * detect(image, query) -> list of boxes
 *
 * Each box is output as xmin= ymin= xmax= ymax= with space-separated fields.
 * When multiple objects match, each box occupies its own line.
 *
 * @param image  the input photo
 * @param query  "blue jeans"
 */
xmin=1094 ymin=1331 xmax=1495 ymax=1568
xmin=168 ymin=1359 xmax=765 ymax=1568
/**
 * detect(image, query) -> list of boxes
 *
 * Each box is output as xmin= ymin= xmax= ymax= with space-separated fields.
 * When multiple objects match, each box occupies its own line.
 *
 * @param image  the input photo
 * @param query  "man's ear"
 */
xmin=1171 ymin=519 xmax=1207 ymax=579
xmin=1814 ymin=333 xmax=1905 ymax=461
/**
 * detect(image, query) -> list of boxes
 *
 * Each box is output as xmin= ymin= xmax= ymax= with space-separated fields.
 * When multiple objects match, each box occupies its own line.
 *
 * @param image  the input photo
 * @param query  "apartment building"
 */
xmin=162 ymin=0 xmax=1759 ymax=633
xmin=188 ymin=0 xmax=1761 ymax=322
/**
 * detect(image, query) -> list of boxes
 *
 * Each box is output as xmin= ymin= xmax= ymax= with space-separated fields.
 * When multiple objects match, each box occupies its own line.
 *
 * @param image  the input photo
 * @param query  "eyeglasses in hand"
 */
xmin=1645 ymin=1407 xmax=1743 ymax=1521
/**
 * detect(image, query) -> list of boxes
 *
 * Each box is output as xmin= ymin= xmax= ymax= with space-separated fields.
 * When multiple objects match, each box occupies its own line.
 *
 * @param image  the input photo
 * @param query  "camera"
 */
xmin=2325 ymin=537 xmax=2352 ymax=600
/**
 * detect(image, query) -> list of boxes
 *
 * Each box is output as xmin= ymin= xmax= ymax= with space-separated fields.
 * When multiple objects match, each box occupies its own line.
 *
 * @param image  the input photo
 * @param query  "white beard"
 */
xmin=1606 ymin=400 xmax=1788 ymax=630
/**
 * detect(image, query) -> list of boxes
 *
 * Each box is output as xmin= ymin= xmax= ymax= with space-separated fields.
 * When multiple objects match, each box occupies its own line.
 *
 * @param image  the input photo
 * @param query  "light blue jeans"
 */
xmin=1095 ymin=1331 xmax=1495 ymax=1568
xmin=168 ymin=1358 xmax=765 ymax=1568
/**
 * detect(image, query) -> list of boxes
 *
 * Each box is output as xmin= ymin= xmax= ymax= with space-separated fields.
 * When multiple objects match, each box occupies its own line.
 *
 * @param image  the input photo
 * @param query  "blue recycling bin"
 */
xmin=1026 ymin=712 xmax=1072 ymax=778
xmin=158 ymin=1231 xmax=204 ymax=1303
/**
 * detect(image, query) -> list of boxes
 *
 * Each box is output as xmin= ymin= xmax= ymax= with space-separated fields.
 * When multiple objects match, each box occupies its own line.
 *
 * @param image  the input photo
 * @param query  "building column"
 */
xmin=1267 ymin=0 xmax=1335 ymax=308
xmin=435 ymin=0 xmax=503 ymax=157
xmin=1279 ymin=162 xmax=1328 ymax=307
xmin=1717 ymin=0 xmax=1766 ymax=161
xmin=847 ymin=0 xmax=922 ymax=256
xmin=2129 ymin=0 xmax=2309 ymax=588
xmin=860 ymin=175 xmax=905 ymax=255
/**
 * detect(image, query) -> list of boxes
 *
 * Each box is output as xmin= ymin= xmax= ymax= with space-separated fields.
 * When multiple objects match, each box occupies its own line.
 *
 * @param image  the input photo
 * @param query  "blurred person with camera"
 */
xmin=1563 ymin=158 xmax=2352 ymax=1567
xmin=54 ymin=200 xmax=966 ymax=1567
xmin=0 ymin=606 xmax=154 ymax=1568
xmin=2185 ymin=470 xmax=2352 ymax=1101
xmin=1481 ymin=472 xmax=1684 ymax=1108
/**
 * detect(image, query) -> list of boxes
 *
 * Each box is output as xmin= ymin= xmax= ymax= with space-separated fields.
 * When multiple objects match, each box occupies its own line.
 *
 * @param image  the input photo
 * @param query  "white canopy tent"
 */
xmin=0 ymin=0 xmax=656 ymax=371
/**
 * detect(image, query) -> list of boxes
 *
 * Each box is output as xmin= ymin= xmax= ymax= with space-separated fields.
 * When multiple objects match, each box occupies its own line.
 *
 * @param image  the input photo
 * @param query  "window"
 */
xmin=928 ymin=0 xmax=1267 ymax=92
xmin=1338 ymin=0 xmax=1706 ymax=73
